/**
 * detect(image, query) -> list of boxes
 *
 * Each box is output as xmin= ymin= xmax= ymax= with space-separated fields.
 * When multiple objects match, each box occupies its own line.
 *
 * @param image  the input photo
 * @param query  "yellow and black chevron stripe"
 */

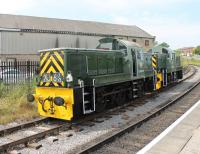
xmin=40 ymin=51 xmax=64 ymax=87
xmin=152 ymin=54 xmax=157 ymax=70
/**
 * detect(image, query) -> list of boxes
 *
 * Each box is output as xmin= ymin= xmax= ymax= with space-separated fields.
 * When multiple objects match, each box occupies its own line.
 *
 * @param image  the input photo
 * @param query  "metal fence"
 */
xmin=0 ymin=61 xmax=39 ymax=85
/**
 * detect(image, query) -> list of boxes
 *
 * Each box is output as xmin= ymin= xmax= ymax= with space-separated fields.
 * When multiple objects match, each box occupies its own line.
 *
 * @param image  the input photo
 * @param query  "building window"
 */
xmin=132 ymin=39 xmax=136 ymax=42
xmin=6 ymin=58 xmax=16 ymax=63
xmin=145 ymin=40 xmax=149 ymax=46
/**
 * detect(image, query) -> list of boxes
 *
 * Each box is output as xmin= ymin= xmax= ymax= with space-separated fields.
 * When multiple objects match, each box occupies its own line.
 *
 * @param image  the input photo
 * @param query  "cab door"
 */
xmin=131 ymin=49 xmax=137 ymax=76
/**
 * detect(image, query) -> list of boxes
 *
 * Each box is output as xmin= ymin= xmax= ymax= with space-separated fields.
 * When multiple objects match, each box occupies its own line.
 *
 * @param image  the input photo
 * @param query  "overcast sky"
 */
xmin=0 ymin=0 xmax=199 ymax=49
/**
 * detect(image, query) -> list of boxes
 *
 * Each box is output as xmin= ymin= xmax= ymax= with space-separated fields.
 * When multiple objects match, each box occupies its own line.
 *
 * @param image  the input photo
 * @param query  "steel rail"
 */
xmin=0 ymin=123 xmax=71 ymax=152
xmin=78 ymin=67 xmax=200 ymax=154
xmin=0 ymin=118 xmax=50 ymax=137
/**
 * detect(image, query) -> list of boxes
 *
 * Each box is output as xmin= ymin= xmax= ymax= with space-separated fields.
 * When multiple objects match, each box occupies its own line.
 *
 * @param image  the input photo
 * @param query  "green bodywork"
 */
xmin=150 ymin=45 xmax=182 ymax=73
xmin=65 ymin=39 xmax=147 ymax=87
xmin=38 ymin=38 xmax=182 ymax=88
xmin=39 ymin=38 xmax=150 ymax=87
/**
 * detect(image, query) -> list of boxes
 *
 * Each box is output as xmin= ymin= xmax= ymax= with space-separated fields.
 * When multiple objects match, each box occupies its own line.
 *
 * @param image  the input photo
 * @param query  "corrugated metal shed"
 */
xmin=0 ymin=14 xmax=154 ymax=39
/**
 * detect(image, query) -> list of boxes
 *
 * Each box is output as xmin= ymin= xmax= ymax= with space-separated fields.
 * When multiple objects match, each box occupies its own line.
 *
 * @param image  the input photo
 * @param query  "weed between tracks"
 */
xmin=0 ymin=83 xmax=39 ymax=124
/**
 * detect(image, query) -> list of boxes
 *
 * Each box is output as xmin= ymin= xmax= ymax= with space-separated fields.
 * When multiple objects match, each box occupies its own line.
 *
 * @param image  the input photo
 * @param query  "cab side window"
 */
xmin=117 ymin=42 xmax=127 ymax=55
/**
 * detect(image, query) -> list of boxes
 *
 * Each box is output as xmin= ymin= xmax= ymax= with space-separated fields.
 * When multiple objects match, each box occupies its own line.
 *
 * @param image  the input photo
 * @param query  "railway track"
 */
xmin=0 ymin=118 xmax=49 ymax=137
xmin=76 ymin=66 xmax=199 ymax=154
xmin=0 ymin=66 xmax=195 ymax=153
xmin=92 ymin=82 xmax=200 ymax=154
xmin=0 ymin=120 xmax=71 ymax=153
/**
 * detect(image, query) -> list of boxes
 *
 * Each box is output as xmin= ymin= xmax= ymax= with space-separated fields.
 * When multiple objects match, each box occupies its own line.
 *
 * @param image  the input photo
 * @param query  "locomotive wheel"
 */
xmin=127 ymin=90 xmax=133 ymax=101
xmin=118 ymin=92 xmax=126 ymax=105
xmin=137 ymin=81 xmax=144 ymax=97
xmin=114 ymin=90 xmax=126 ymax=106
xmin=112 ymin=93 xmax=120 ymax=106
xmin=95 ymin=89 xmax=106 ymax=113
xmin=111 ymin=87 xmax=121 ymax=106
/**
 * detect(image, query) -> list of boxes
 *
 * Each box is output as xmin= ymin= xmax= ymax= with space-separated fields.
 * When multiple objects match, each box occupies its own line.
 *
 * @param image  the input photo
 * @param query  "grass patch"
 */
xmin=181 ymin=56 xmax=200 ymax=67
xmin=0 ymin=83 xmax=39 ymax=124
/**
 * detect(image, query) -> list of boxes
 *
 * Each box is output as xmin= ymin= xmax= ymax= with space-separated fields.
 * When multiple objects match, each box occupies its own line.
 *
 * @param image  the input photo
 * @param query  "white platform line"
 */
xmin=137 ymin=100 xmax=200 ymax=154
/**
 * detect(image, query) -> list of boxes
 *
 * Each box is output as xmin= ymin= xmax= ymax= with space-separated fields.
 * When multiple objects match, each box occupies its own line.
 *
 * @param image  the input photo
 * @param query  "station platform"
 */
xmin=138 ymin=100 xmax=200 ymax=154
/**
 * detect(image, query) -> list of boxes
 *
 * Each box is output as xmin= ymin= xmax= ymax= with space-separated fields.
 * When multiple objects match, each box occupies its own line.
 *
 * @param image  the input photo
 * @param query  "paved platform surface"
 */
xmin=138 ymin=100 xmax=200 ymax=154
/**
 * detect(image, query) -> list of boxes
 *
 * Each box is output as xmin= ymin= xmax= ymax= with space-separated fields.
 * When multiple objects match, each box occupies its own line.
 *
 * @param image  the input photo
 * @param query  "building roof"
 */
xmin=0 ymin=14 xmax=154 ymax=39
xmin=178 ymin=47 xmax=194 ymax=51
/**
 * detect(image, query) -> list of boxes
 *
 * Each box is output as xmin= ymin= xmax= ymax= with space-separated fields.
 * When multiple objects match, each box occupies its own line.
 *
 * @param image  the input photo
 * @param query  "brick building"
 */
xmin=178 ymin=47 xmax=194 ymax=56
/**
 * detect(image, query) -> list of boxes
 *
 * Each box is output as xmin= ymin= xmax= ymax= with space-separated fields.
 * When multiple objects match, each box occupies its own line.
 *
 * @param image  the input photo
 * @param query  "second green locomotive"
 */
xmin=28 ymin=38 xmax=183 ymax=120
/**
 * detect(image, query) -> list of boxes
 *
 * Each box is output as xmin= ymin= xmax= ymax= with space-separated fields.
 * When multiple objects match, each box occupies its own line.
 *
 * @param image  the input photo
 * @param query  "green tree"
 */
xmin=193 ymin=46 xmax=200 ymax=55
xmin=160 ymin=42 xmax=170 ymax=48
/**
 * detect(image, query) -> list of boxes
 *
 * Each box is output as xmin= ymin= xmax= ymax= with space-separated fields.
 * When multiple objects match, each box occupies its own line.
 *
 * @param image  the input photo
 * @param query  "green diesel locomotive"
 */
xmin=28 ymin=38 xmax=183 ymax=120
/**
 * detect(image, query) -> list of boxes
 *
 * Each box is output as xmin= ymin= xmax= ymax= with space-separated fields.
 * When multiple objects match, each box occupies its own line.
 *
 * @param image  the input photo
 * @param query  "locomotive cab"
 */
xmin=97 ymin=37 xmax=127 ymax=51
xmin=150 ymin=45 xmax=183 ymax=88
